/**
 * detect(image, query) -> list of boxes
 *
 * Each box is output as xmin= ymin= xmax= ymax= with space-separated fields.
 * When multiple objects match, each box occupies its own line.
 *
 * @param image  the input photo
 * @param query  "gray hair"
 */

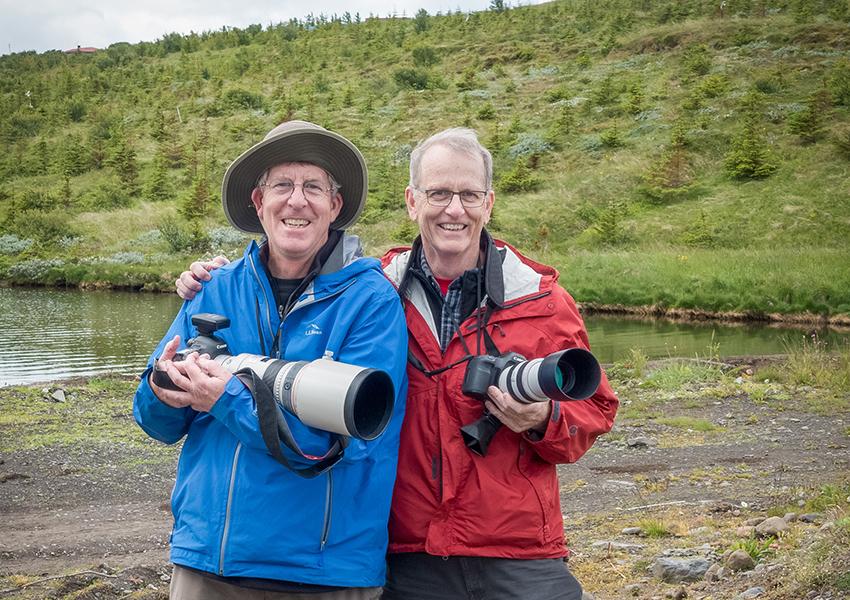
xmin=408 ymin=128 xmax=493 ymax=190
xmin=255 ymin=164 xmax=341 ymax=191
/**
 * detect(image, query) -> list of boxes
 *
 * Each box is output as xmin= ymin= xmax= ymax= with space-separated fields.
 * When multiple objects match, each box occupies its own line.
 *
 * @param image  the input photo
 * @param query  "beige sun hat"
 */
xmin=221 ymin=120 xmax=368 ymax=234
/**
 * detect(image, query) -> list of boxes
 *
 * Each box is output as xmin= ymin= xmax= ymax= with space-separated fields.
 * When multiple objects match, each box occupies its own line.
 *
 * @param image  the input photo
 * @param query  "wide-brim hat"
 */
xmin=222 ymin=120 xmax=367 ymax=233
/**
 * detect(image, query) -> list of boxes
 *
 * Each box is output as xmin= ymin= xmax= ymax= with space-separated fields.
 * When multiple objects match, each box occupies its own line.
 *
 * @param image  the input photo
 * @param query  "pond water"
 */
xmin=0 ymin=287 xmax=846 ymax=386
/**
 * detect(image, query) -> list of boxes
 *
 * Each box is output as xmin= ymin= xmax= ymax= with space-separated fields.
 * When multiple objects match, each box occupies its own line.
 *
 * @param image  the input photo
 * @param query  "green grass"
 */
xmin=636 ymin=518 xmax=672 ymax=538
xmin=0 ymin=376 xmax=159 ymax=452
xmin=654 ymin=416 xmax=718 ymax=431
xmin=641 ymin=360 xmax=724 ymax=390
xmin=557 ymin=248 xmax=850 ymax=316
xmin=730 ymin=536 xmax=776 ymax=562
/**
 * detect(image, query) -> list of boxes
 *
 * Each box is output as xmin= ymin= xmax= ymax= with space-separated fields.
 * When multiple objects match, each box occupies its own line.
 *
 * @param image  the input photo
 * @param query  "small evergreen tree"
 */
xmin=145 ymin=151 xmax=172 ymax=202
xmin=624 ymin=82 xmax=645 ymax=115
xmin=413 ymin=8 xmax=429 ymax=33
xmin=788 ymin=89 xmax=831 ymax=144
xmin=642 ymin=123 xmax=694 ymax=201
xmin=546 ymin=103 xmax=575 ymax=146
xmin=58 ymin=135 xmax=88 ymax=177
xmin=180 ymin=164 xmax=211 ymax=220
xmin=591 ymin=200 xmax=631 ymax=246
xmin=724 ymin=92 xmax=777 ymax=179
xmin=107 ymin=126 xmax=140 ymax=195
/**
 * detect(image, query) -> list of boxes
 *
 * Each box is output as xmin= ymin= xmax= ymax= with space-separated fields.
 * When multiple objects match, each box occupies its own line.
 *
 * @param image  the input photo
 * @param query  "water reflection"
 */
xmin=583 ymin=314 xmax=846 ymax=364
xmin=0 ymin=287 xmax=846 ymax=386
xmin=0 ymin=287 xmax=182 ymax=386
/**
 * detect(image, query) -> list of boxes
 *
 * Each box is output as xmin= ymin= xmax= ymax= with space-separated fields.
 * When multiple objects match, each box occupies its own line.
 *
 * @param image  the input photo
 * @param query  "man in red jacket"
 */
xmin=178 ymin=127 xmax=618 ymax=600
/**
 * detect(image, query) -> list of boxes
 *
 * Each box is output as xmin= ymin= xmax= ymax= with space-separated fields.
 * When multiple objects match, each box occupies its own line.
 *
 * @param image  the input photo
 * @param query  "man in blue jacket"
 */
xmin=134 ymin=120 xmax=408 ymax=600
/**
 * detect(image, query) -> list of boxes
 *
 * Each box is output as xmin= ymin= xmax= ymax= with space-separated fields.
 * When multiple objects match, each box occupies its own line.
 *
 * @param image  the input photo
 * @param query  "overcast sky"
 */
xmin=1 ymin=0 xmax=541 ymax=56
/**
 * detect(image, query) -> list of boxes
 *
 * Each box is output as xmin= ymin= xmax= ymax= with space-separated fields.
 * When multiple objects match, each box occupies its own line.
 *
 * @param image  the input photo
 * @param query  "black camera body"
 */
xmin=462 ymin=352 xmax=525 ymax=400
xmin=459 ymin=347 xmax=602 ymax=456
xmin=175 ymin=313 xmax=231 ymax=360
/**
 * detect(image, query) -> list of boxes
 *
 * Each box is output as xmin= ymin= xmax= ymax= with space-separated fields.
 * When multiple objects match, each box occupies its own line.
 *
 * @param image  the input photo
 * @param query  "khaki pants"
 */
xmin=170 ymin=565 xmax=383 ymax=600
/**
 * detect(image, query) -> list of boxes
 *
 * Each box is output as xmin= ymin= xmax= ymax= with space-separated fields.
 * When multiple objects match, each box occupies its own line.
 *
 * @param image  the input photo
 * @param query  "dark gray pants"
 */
xmin=381 ymin=553 xmax=583 ymax=600
xmin=170 ymin=565 xmax=382 ymax=600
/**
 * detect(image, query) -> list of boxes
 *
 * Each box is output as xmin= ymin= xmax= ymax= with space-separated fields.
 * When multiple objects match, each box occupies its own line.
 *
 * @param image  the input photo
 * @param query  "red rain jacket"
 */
xmin=381 ymin=238 xmax=618 ymax=558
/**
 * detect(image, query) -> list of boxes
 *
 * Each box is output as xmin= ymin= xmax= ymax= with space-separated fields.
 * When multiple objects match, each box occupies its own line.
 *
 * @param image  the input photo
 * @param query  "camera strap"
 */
xmin=233 ymin=369 xmax=346 ymax=478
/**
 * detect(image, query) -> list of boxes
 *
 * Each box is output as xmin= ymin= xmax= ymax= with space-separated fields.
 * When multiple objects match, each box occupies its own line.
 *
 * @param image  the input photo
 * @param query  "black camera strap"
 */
xmin=233 ymin=369 xmax=346 ymax=478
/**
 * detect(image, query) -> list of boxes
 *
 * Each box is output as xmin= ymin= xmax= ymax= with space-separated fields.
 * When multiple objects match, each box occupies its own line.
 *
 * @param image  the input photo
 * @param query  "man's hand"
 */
xmin=485 ymin=386 xmax=551 ymax=435
xmin=149 ymin=337 xmax=232 ymax=412
xmin=176 ymin=256 xmax=230 ymax=300
xmin=149 ymin=335 xmax=193 ymax=408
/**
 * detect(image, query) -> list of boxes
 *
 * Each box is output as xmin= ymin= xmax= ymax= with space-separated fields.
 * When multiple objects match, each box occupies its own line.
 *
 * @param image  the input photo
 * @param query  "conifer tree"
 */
xmin=624 ymin=82 xmax=645 ymax=115
xmin=180 ymin=163 xmax=211 ymax=220
xmin=724 ymin=92 xmax=777 ymax=179
xmin=643 ymin=122 xmax=693 ymax=201
xmin=145 ymin=151 xmax=172 ymax=203
xmin=107 ymin=126 xmax=140 ymax=195
xmin=788 ymin=89 xmax=830 ymax=144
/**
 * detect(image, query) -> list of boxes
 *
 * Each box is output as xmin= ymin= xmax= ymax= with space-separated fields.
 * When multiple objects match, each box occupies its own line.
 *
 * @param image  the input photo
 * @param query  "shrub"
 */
xmin=544 ymin=84 xmax=571 ymax=103
xmin=788 ymin=89 xmax=831 ymax=144
xmin=580 ymin=200 xmax=632 ymax=247
xmin=208 ymin=227 xmax=248 ymax=249
xmin=593 ymin=74 xmax=621 ymax=106
xmin=158 ymin=221 xmax=209 ymax=253
xmin=624 ymin=82 xmax=645 ymax=114
xmin=220 ymin=88 xmax=267 ymax=111
xmin=455 ymin=68 xmax=479 ymax=91
xmin=0 ymin=234 xmax=33 ymax=254
xmin=81 ymin=177 xmax=132 ymax=210
xmin=599 ymin=128 xmax=625 ymax=148
xmin=682 ymin=44 xmax=711 ymax=76
xmin=392 ymin=219 xmax=418 ymax=243
xmin=507 ymin=133 xmax=552 ymax=159
xmin=697 ymin=74 xmax=730 ymax=99
xmin=105 ymin=252 xmax=145 ymax=264
xmin=828 ymin=59 xmax=850 ymax=107
xmin=412 ymin=45 xmax=438 ymax=67
xmin=497 ymin=160 xmax=541 ymax=193
xmin=477 ymin=102 xmax=496 ymax=120
xmin=7 ymin=209 xmax=75 ymax=244
xmin=679 ymin=211 xmax=717 ymax=248
xmin=394 ymin=68 xmax=430 ymax=90
xmin=834 ymin=127 xmax=850 ymax=159
xmin=642 ymin=124 xmax=693 ymax=201
xmin=6 ymin=258 xmax=65 ymax=281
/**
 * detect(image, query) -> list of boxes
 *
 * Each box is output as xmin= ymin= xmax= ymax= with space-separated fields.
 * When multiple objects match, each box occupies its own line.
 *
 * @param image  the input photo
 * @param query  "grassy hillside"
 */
xmin=1 ymin=0 xmax=849 ymax=319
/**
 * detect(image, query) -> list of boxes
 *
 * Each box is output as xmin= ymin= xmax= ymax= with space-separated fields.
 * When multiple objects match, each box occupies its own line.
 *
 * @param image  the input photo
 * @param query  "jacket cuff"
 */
xmin=523 ymin=400 xmax=559 ymax=443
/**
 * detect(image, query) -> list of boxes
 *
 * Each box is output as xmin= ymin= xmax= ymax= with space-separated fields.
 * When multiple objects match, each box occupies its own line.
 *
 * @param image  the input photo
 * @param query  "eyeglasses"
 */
xmin=260 ymin=180 xmax=336 ymax=201
xmin=415 ymin=188 xmax=489 ymax=207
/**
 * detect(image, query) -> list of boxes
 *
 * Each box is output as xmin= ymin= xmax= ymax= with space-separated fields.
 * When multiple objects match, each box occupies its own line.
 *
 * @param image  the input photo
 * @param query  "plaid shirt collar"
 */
xmin=419 ymin=250 xmax=474 ymax=351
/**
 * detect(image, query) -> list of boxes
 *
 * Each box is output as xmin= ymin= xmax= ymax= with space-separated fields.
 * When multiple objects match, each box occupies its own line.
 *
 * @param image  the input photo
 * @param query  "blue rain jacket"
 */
xmin=133 ymin=235 xmax=407 ymax=587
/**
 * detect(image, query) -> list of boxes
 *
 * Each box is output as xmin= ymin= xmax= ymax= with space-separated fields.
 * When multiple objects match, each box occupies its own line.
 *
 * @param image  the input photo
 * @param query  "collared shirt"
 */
xmin=418 ymin=250 xmax=474 ymax=352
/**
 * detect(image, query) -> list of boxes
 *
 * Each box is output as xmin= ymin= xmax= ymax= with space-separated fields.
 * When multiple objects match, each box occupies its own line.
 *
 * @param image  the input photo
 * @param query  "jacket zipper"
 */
xmin=320 ymin=471 xmax=333 ymax=550
xmin=516 ymin=443 xmax=548 ymax=538
xmin=247 ymin=253 xmax=275 ymax=343
xmin=250 ymin=260 xmax=351 ymax=552
xmin=218 ymin=442 xmax=242 ymax=575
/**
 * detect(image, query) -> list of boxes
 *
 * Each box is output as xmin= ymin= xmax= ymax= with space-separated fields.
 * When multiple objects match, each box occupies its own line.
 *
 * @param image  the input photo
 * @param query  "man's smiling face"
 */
xmin=251 ymin=162 xmax=342 ymax=278
xmin=405 ymin=144 xmax=494 ymax=279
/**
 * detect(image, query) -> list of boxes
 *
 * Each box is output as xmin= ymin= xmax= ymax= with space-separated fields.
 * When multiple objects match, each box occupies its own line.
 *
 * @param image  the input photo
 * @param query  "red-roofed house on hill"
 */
xmin=65 ymin=45 xmax=98 ymax=54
